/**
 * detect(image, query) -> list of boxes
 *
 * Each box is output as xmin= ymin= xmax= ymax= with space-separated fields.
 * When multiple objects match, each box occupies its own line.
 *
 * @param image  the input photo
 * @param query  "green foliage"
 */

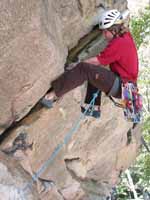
xmin=133 ymin=154 xmax=150 ymax=186
xmin=131 ymin=5 xmax=150 ymax=187
xmin=143 ymin=154 xmax=150 ymax=182
xmin=131 ymin=7 xmax=150 ymax=49
xmin=143 ymin=116 xmax=150 ymax=134
xmin=116 ymin=176 xmax=133 ymax=200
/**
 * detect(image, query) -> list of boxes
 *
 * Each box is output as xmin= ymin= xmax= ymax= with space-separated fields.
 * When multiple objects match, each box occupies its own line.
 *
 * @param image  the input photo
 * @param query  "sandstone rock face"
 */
xmin=0 ymin=0 xmax=66 ymax=134
xmin=0 ymin=0 xmax=141 ymax=199
xmin=1 ymin=89 xmax=142 ymax=199
xmin=0 ymin=151 xmax=39 ymax=200
xmin=0 ymin=0 xmax=127 ymax=134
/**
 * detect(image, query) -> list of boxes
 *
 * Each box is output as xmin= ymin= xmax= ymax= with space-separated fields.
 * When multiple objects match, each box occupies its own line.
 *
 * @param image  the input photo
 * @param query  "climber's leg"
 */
xmin=84 ymin=82 xmax=102 ymax=106
xmin=41 ymin=62 xmax=121 ymax=107
xmin=81 ymin=82 xmax=102 ymax=118
xmin=52 ymin=62 xmax=120 ymax=96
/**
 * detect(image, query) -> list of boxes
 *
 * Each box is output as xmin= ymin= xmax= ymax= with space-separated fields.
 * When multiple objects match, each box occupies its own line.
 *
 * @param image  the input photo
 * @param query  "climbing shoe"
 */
xmin=40 ymin=98 xmax=54 ymax=108
xmin=81 ymin=106 xmax=101 ymax=119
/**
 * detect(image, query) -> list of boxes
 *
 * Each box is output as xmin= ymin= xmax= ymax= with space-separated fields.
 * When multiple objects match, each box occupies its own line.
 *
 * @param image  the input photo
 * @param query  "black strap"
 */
xmin=109 ymin=96 xmax=124 ymax=108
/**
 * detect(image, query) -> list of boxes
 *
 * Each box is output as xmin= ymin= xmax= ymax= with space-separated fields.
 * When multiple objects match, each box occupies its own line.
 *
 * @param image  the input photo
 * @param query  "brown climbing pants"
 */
xmin=51 ymin=62 xmax=121 ymax=106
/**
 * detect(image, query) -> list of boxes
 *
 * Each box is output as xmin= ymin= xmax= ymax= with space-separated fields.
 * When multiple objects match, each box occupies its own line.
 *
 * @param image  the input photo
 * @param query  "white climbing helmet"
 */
xmin=99 ymin=9 xmax=129 ymax=30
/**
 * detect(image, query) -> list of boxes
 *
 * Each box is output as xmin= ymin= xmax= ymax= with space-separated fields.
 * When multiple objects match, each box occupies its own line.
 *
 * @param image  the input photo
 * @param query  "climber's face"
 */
xmin=102 ymin=29 xmax=114 ymax=40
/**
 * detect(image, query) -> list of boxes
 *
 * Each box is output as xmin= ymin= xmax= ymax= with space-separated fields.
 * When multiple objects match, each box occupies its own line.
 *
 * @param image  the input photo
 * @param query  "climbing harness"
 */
xmin=121 ymin=82 xmax=143 ymax=123
xmin=110 ymin=82 xmax=143 ymax=123
xmin=17 ymin=90 xmax=100 ymax=197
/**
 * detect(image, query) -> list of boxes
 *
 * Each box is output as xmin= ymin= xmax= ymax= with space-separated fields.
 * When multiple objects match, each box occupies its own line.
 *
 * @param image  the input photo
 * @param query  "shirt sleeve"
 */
xmin=96 ymin=40 xmax=120 ymax=65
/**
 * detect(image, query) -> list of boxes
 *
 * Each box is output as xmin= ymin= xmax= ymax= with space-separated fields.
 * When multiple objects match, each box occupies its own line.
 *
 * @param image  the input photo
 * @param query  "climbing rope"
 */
xmin=18 ymin=90 xmax=100 ymax=197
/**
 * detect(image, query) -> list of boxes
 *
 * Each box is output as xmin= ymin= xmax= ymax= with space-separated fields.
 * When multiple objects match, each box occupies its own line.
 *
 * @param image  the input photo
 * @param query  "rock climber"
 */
xmin=41 ymin=9 xmax=139 ymax=119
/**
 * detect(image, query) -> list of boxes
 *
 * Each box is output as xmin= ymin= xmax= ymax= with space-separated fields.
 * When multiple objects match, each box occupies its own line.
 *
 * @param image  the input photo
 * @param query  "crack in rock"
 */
xmin=38 ymin=177 xmax=66 ymax=200
xmin=77 ymin=0 xmax=84 ymax=16
xmin=65 ymin=158 xmax=111 ymax=199
xmin=1 ymin=132 xmax=33 ymax=155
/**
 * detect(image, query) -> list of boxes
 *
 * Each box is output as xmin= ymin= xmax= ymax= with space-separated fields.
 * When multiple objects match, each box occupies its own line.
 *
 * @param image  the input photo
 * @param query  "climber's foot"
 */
xmin=41 ymin=91 xmax=57 ymax=108
xmin=81 ymin=105 xmax=101 ymax=119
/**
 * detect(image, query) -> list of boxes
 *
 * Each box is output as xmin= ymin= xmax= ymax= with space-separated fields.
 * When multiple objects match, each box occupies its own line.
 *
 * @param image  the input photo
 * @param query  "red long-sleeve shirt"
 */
xmin=96 ymin=32 xmax=138 ymax=83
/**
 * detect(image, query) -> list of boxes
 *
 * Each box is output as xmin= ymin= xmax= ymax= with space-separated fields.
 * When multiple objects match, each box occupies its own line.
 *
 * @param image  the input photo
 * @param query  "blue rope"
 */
xmin=20 ymin=90 xmax=100 ymax=194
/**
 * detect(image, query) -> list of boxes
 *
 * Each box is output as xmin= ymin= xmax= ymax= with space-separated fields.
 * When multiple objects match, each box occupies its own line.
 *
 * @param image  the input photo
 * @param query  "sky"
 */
xmin=127 ymin=0 xmax=149 ymax=15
